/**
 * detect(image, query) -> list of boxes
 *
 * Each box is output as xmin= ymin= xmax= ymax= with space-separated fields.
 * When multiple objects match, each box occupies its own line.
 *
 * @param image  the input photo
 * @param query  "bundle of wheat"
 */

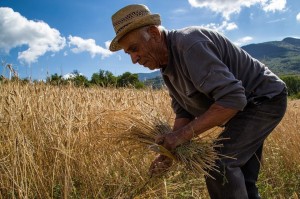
xmin=105 ymin=109 xmax=222 ymax=178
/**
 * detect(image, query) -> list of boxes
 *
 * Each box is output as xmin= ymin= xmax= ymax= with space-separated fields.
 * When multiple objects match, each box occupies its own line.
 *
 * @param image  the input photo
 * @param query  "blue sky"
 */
xmin=1 ymin=0 xmax=300 ymax=80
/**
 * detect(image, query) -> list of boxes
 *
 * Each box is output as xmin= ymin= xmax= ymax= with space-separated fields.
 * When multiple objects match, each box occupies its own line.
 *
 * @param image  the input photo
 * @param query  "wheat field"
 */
xmin=0 ymin=82 xmax=299 ymax=198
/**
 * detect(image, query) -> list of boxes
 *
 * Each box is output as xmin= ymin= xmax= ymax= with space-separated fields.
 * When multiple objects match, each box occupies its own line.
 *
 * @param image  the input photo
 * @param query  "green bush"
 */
xmin=280 ymin=75 xmax=300 ymax=97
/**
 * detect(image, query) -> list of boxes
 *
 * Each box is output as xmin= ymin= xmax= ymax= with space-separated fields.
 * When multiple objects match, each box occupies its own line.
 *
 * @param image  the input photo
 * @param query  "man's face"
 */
xmin=119 ymin=28 xmax=162 ymax=70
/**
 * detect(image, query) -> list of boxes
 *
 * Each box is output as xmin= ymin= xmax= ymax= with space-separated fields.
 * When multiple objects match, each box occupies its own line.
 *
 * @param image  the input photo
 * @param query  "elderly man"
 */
xmin=109 ymin=4 xmax=287 ymax=199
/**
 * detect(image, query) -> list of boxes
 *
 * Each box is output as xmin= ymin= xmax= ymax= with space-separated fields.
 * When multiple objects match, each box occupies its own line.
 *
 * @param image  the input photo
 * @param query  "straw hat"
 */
xmin=109 ymin=4 xmax=161 ymax=52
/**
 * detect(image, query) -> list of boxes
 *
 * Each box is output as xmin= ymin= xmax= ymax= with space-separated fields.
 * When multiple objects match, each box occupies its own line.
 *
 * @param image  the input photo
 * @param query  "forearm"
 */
xmin=173 ymin=118 xmax=192 ymax=131
xmin=173 ymin=103 xmax=238 ymax=146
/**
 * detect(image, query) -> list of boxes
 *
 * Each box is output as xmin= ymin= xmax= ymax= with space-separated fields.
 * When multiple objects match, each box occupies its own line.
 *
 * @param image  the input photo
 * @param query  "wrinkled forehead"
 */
xmin=119 ymin=28 xmax=143 ymax=48
xmin=120 ymin=28 xmax=144 ymax=42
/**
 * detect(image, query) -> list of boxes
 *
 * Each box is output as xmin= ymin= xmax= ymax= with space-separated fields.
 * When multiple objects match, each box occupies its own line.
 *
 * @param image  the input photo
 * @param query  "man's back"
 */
xmin=162 ymin=26 xmax=285 ymax=117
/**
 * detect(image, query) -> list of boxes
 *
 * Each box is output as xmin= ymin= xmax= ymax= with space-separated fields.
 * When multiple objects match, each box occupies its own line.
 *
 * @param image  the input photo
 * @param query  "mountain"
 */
xmin=282 ymin=37 xmax=300 ymax=47
xmin=242 ymin=37 xmax=300 ymax=74
xmin=137 ymin=70 xmax=161 ymax=81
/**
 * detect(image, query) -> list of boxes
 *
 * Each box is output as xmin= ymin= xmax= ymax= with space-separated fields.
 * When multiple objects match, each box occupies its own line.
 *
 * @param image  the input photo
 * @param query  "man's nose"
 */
xmin=130 ymin=53 xmax=140 ymax=64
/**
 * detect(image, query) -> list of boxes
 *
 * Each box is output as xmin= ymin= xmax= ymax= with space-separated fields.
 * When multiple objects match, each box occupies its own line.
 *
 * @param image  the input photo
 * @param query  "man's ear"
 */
xmin=147 ymin=26 xmax=161 ymax=42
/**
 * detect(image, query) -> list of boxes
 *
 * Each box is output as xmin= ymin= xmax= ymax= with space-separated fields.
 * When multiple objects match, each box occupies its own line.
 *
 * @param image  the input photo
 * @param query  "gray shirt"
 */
xmin=161 ymin=27 xmax=286 ymax=119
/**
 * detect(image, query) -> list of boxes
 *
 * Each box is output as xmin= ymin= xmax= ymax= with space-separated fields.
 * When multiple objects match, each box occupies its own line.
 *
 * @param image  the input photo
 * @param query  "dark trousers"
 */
xmin=206 ymin=89 xmax=287 ymax=199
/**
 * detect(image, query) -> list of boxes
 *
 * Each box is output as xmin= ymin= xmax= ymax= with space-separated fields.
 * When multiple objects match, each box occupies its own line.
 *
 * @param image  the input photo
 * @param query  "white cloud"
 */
xmin=234 ymin=36 xmax=254 ymax=46
xmin=225 ymin=22 xmax=238 ymax=31
xmin=104 ymin=41 xmax=111 ymax=49
xmin=297 ymin=13 xmax=300 ymax=22
xmin=203 ymin=21 xmax=238 ymax=33
xmin=68 ymin=36 xmax=113 ymax=59
xmin=188 ymin=0 xmax=287 ymax=20
xmin=117 ymin=55 xmax=122 ymax=61
xmin=63 ymin=73 xmax=83 ymax=80
xmin=266 ymin=17 xmax=286 ymax=23
xmin=0 ymin=7 xmax=66 ymax=64
xmin=172 ymin=8 xmax=188 ymax=14
xmin=262 ymin=0 xmax=286 ymax=12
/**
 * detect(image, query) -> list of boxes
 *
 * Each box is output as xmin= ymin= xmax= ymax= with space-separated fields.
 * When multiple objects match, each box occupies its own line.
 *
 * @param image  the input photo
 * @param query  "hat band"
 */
xmin=113 ymin=10 xmax=149 ymax=29
xmin=116 ymin=22 xmax=132 ymax=34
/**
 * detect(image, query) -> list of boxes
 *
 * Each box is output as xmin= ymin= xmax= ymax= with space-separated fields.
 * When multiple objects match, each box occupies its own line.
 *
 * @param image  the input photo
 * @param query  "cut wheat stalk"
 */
xmin=106 ymin=110 xmax=225 ymax=178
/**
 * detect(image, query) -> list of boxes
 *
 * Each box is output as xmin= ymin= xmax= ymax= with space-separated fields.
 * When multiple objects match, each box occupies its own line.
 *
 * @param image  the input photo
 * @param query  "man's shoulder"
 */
xmin=170 ymin=26 xmax=209 ymax=38
xmin=167 ymin=26 xmax=213 ymax=50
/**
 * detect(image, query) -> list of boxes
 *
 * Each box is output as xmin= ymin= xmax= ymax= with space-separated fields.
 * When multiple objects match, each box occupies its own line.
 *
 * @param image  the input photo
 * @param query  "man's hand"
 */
xmin=149 ymin=127 xmax=192 ymax=177
xmin=155 ymin=129 xmax=191 ymax=152
xmin=155 ymin=133 xmax=178 ymax=151
xmin=149 ymin=155 xmax=173 ymax=176
xmin=148 ymin=133 xmax=178 ymax=177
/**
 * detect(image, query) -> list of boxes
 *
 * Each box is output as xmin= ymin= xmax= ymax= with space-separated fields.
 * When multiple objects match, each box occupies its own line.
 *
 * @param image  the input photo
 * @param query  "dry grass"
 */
xmin=259 ymin=99 xmax=300 ymax=198
xmin=0 ymin=82 xmax=299 ymax=198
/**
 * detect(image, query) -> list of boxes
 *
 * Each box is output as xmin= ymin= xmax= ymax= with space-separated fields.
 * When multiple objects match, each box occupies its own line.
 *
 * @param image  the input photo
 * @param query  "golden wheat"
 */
xmin=0 ymin=82 xmax=299 ymax=198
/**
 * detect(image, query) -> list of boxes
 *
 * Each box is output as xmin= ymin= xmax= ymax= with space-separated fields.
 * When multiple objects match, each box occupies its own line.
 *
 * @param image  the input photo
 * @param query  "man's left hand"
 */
xmin=149 ymin=155 xmax=173 ymax=176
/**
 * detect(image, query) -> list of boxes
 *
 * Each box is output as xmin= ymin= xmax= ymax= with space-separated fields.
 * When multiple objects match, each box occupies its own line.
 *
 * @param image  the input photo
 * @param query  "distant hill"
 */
xmin=138 ymin=37 xmax=300 ymax=86
xmin=137 ymin=70 xmax=161 ymax=81
xmin=242 ymin=37 xmax=300 ymax=74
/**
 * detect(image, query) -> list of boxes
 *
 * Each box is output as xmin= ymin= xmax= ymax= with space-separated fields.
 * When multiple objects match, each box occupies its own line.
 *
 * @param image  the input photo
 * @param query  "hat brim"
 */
xmin=109 ymin=14 xmax=161 ymax=52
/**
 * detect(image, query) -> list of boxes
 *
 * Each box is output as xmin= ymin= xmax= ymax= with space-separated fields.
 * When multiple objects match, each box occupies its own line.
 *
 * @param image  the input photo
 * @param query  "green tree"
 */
xmin=280 ymin=75 xmax=300 ymax=96
xmin=20 ymin=77 xmax=30 ymax=84
xmin=67 ymin=70 xmax=89 ymax=87
xmin=46 ymin=73 xmax=64 ymax=85
xmin=91 ymin=70 xmax=117 ymax=87
xmin=117 ymin=72 xmax=144 ymax=88
xmin=72 ymin=74 xmax=90 ymax=87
